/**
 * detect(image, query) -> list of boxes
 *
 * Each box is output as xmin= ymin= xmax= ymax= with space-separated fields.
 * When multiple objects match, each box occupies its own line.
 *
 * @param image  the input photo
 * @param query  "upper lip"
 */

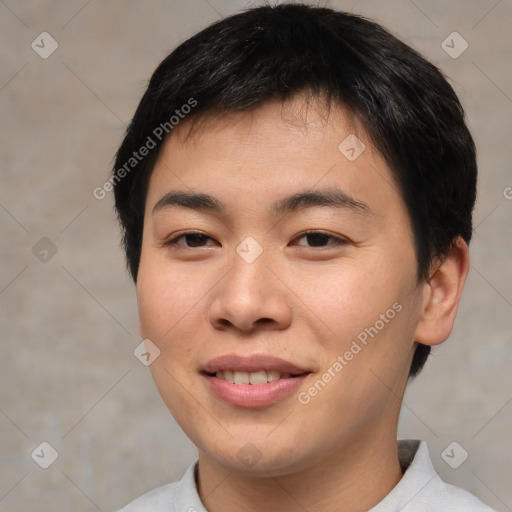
xmin=202 ymin=354 xmax=311 ymax=375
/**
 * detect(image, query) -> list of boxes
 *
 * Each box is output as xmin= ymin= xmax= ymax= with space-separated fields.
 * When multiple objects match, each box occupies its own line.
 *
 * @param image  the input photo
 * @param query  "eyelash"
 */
xmin=162 ymin=230 xmax=348 ymax=250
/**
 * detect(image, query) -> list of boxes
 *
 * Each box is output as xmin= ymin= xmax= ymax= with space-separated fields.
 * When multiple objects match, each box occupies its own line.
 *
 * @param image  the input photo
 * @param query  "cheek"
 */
xmin=289 ymin=258 xmax=403 ymax=345
xmin=136 ymin=253 xmax=208 ymax=349
xmin=289 ymin=254 xmax=419 ymax=401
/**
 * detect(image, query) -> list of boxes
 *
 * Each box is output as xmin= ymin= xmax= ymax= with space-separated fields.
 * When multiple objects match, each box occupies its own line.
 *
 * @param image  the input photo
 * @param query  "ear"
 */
xmin=413 ymin=236 xmax=470 ymax=346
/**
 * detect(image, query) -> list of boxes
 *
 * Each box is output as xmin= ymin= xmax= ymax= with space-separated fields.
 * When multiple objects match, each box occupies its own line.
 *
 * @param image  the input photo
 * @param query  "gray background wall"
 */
xmin=0 ymin=1 xmax=510 ymax=510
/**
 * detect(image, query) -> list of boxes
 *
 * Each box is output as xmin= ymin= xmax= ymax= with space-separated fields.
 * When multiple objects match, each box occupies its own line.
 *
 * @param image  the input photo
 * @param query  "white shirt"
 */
xmin=117 ymin=440 xmax=495 ymax=511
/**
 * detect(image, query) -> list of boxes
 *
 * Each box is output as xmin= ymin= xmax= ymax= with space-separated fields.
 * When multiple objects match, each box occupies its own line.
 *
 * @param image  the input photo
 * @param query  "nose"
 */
xmin=207 ymin=247 xmax=293 ymax=333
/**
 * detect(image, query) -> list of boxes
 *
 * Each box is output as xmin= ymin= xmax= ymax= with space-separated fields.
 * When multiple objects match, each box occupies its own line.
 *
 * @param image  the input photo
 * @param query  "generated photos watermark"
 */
xmin=93 ymin=97 xmax=198 ymax=200
xmin=298 ymin=301 xmax=403 ymax=405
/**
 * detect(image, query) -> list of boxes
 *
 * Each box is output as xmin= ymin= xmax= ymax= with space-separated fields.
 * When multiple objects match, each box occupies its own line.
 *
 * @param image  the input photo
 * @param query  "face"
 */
xmin=137 ymin=97 xmax=425 ymax=476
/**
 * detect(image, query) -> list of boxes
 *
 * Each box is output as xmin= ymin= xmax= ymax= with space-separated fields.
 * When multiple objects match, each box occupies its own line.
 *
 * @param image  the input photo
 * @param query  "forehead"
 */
xmin=145 ymin=97 xmax=407 ymax=227
xmin=172 ymin=95 xmax=363 ymax=150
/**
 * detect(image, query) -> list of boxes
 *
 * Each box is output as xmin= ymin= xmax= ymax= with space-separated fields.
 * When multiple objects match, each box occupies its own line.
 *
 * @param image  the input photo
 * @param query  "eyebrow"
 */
xmin=152 ymin=187 xmax=372 ymax=217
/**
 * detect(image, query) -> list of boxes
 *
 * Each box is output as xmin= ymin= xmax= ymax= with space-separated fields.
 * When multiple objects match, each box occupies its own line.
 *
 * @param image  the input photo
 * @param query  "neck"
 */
xmin=196 ymin=427 xmax=403 ymax=512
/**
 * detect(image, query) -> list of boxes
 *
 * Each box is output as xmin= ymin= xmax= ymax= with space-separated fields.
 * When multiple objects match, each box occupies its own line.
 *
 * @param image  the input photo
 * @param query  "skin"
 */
xmin=136 ymin=96 xmax=469 ymax=512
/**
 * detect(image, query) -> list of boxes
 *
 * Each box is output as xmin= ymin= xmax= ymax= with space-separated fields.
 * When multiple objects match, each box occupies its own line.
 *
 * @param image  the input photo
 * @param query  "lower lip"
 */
xmin=202 ymin=373 xmax=310 ymax=408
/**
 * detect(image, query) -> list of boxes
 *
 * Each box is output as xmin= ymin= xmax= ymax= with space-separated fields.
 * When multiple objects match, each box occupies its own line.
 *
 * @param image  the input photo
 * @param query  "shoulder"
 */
xmin=371 ymin=440 xmax=496 ymax=511
xmin=434 ymin=480 xmax=496 ymax=511
xmin=402 ymin=477 xmax=496 ymax=511
xmin=115 ymin=459 xmax=203 ymax=512
xmin=115 ymin=482 xmax=175 ymax=512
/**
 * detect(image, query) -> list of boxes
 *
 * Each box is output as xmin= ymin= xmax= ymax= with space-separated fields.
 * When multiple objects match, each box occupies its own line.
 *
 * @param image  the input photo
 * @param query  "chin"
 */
xmin=199 ymin=435 xmax=323 ymax=477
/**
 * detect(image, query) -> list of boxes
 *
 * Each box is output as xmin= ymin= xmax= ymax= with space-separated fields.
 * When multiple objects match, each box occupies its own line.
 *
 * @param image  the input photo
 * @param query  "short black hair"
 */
xmin=112 ymin=2 xmax=477 ymax=378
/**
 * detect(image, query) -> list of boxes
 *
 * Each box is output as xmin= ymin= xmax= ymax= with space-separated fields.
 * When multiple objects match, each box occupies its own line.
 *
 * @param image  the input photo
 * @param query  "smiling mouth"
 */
xmin=204 ymin=370 xmax=310 ymax=385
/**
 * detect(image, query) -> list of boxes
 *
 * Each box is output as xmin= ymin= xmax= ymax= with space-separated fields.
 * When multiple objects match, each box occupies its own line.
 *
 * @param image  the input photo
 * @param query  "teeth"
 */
xmin=267 ymin=370 xmax=281 ymax=382
xmin=249 ymin=371 xmax=267 ymax=385
xmin=233 ymin=371 xmax=250 ymax=385
xmin=214 ymin=370 xmax=293 ymax=385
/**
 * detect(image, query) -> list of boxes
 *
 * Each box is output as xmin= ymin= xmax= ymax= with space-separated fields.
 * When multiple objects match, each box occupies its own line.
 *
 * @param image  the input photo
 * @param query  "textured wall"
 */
xmin=0 ymin=1 xmax=510 ymax=510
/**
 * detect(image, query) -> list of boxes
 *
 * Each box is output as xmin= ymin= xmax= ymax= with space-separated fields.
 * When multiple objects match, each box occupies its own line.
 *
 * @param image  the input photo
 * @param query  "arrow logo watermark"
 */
xmin=441 ymin=32 xmax=468 ymax=59
xmin=31 ymin=441 xmax=59 ymax=469
xmin=441 ymin=441 xmax=469 ymax=469
xmin=236 ymin=236 xmax=263 ymax=263
xmin=32 ymin=237 xmax=58 ymax=263
xmin=237 ymin=442 xmax=262 ymax=467
xmin=134 ymin=339 xmax=161 ymax=366
xmin=31 ymin=32 xmax=59 ymax=59
xmin=338 ymin=134 xmax=366 ymax=161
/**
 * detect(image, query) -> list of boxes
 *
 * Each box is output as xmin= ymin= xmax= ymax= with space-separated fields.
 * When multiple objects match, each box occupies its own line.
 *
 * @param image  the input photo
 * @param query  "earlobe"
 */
xmin=413 ymin=237 xmax=470 ymax=347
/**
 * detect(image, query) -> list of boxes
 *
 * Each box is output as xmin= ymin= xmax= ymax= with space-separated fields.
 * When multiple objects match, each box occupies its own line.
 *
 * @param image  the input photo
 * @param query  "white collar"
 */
xmin=153 ymin=439 xmax=493 ymax=512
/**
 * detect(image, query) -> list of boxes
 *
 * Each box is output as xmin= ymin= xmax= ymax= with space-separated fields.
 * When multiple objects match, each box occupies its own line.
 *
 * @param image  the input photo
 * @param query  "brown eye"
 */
xmin=294 ymin=231 xmax=348 ymax=248
xmin=164 ymin=231 xmax=217 ymax=249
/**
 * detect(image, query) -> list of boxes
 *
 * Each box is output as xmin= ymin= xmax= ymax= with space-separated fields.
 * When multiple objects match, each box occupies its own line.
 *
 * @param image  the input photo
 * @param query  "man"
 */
xmin=113 ymin=3 xmax=494 ymax=510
